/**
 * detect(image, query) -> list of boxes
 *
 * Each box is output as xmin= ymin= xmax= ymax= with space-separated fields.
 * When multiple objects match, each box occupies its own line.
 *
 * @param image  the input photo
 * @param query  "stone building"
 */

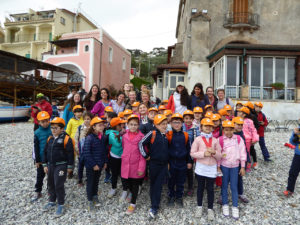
xmin=153 ymin=0 xmax=300 ymax=120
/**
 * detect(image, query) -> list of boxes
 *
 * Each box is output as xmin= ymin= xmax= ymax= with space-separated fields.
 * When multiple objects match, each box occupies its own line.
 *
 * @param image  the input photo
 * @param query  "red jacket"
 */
xmin=257 ymin=112 xmax=268 ymax=137
xmin=166 ymin=95 xmax=175 ymax=113
xmin=31 ymin=100 xmax=53 ymax=125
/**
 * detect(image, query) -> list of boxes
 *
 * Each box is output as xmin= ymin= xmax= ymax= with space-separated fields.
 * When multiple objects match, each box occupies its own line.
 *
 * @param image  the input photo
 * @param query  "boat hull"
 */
xmin=0 ymin=106 xmax=31 ymax=122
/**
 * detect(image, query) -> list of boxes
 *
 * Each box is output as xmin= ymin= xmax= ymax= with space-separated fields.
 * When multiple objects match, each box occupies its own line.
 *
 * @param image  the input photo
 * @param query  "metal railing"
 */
xmin=8 ymin=32 xmax=52 ymax=43
xmin=224 ymin=12 xmax=259 ymax=29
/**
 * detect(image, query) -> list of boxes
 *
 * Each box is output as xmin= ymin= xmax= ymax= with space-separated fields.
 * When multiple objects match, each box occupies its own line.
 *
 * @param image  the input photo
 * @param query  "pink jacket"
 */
xmin=242 ymin=118 xmax=259 ymax=143
xmin=218 ymin=135 xmax=247 ymax=168
xmin=121 ymin=130 xmax=146 ymax=179
xmin=190 ymin=136 xmax=222 ymax=166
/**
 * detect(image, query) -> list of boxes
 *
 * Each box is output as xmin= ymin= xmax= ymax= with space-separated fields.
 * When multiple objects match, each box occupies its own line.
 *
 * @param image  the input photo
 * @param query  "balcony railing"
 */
xmin=223 ymin=12 xmax=259 ymax=30
xmin=8 ymin=33 xmax=52 ymax=43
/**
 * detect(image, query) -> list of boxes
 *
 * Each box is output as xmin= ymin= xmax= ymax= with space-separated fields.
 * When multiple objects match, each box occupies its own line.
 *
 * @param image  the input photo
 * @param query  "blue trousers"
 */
xmin=259 ymin=137 xmax=270 ymax=160
xmin=287 ymin=154 xmax=300 ymax=192
xmin=77 ymin=157 xmax=85 ymax=182
xmin=168 ymin=167 xmax=186 ymax=198
xmin=238 ymin=165 xmax=243 ymax=195
xmin=149 ymin=162 xmax=168 ymax=211
xmin=86 ymin=168 xmax=101 ymax=201
xmin=221 ymin=166 xmax=239 ymax=207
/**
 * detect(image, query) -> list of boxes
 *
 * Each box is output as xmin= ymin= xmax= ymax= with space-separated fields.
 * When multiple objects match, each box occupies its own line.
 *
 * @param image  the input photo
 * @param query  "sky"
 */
xmin=0 ymin=0 xmax=179 ymax=52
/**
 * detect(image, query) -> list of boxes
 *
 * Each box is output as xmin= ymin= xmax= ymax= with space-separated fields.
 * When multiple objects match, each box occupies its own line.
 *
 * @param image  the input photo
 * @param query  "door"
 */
xmin=233 ymin=0 xmax=248 ymax=23
xmin=168 ymin=74 xmax=185 ymax=97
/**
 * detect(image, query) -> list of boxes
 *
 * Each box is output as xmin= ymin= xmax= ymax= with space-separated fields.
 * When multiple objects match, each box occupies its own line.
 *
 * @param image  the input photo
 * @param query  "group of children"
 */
xmin=32 ymin=96 xmax=300 ymax=221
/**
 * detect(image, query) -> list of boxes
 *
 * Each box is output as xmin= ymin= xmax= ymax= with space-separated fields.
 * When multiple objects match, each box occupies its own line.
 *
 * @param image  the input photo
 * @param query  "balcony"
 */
xmin=223 ymin=12 xmax=259 ymax=31
xmin=7 ymin=33 xmax=52 ymax=43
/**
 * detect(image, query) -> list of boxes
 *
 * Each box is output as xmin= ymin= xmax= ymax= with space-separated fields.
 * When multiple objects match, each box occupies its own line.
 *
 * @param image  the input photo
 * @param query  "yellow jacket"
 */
xmin=66 ymin=117 xmax=84 ymax=139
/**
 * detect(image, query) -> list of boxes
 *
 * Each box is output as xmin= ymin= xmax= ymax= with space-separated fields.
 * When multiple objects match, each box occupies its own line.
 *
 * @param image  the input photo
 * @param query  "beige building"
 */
xmin=0 ymin=8 xmax=97 ymax=60
xmin=153 ymin=0 xmax=300 ymax=120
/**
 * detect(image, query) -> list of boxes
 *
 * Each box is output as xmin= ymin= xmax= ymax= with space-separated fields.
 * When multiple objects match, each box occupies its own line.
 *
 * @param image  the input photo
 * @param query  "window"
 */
xmin=122 ymin=57 xmax=126 ymax=70
xmin=109 ymin=47 xmax=113 ymax=63
xmin=60 ymin=17 xmax=65 ymax=25
xmin=178 ymin=76 xmax=184 ymax=82
xmin=85 ymin=45 xmax=89 ymax=52
xmin=211 ymin=57 xmax=225 ymax=90
xmin=158 ymin=76 xmax=163 ymax=88
xmin=164 ymin=70 xmax=169 ymax=88
xmin=227 ymin=56 xmax=238 ymax=86
xmin=170 ymin=76 xmax=176 ymax=89
xmin=233 ymin=0 xmax=249 ymax=23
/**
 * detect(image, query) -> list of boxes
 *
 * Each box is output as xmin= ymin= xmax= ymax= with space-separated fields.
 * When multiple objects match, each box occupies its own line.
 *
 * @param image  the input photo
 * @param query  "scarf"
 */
xmin=200 ymin=132 xmax=212 ymax=139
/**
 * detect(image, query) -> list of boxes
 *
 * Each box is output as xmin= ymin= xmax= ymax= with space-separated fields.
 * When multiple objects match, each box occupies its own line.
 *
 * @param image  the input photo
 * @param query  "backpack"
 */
xmin=219 ymin=135 xmax=241 ymax=149
xmin=150 ymin=130 xmax=188 ymax=145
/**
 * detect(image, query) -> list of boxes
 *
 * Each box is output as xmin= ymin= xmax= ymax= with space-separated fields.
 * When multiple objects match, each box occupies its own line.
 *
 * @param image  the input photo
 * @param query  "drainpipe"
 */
xmin=99 ymin=41 xmax=103 ymax=88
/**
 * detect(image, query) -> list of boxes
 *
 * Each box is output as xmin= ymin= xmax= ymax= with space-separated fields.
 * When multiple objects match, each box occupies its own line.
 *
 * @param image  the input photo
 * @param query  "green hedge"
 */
xmin=130 ymin=76 xmax=152 ymax=89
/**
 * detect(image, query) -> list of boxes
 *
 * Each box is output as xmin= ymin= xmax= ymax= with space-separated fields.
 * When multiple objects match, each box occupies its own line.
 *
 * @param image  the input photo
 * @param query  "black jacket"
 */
xmin=42 ymin=132 xmax=74 ymax=168
xmin=203 ymin=94 xmax=218 ymax=111
xmin=139 ymin=119 xmax=155 ymax=135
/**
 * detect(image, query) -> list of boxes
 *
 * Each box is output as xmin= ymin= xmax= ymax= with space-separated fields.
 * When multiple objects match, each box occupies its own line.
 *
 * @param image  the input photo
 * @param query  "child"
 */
xmin=234 ymin=102 xmax=243 ymax=116
xmin=237 ymin=107 xmax=259 ymax=172
xmin=232 ymin=117 xmax=250 ymax=203
xmin=66 ymin=105 xmax=84 ymax=139
xmin=139 ymin=107 xmax=158 ymax=135
xmin=106 ymin=117 xmax=127 ymax=198
xmin=162 ymin=100 xmax=169 ymax=107
xmin=224 ymin=105 xmax=234 ymax=120
xmin=31 ymin=111 xmax=52 ymax=202
xmin=121 ymin=114 xmax=146 ymax=214
xmin=182 ymin=110 xmax=200 ymax=196
xmin=219 ymin=120 xmax=246 ymax=220
xmin=123 ymin=109 xmax=133 ymax=120
xmin=139 ymin=114 xmax=169 ymax=219
xmin=212 ymin=114 xmax=222 ymax=138
xmin=51 ymin=100 xmax=60 ymax=120
xmin=164 ymin=109 xmax=173 ymax=132
xmin=74 ymin=111 xmax=93 ymax=186
xmin=190 ymin=118 xmax=222 ymax=221
xmin=205 ymin=112 xmax=213 ymax=119
xmin=42 ymin=117 xmax=74 ymax=217
xmin=218 ymin=109 xmax=229 ymax=121
xmin=138 ymin=103 xmax=148 ymax=124
xmin=193 ymin=107 xmax=203 ymax=127
xmin=83 ymin=117 xmax=108 ymax=210
xmin=167 ymin=113 xmax=192 ymax=207
xmin=204 ymin=105 xmax=214 ymax=113
xmin=283 ymin=125 xmax=300 ymax=197
xmin=158 ymin=105 xmax=166 ymax=114
xmin=131 ymin=102 xmax=140 ymax=115
xmin=254 ymin=102 xmax=272 ymax=162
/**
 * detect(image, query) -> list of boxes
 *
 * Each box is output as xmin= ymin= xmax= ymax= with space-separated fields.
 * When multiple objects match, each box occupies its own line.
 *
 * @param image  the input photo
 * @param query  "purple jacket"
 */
xmin=91 ymin=100 xmax=112 ymax=117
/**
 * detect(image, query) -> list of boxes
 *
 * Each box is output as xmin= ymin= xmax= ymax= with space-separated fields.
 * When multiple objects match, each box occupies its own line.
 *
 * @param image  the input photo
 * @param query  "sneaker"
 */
xmin=54 ymin=205 xmax=64 ymax=217
xmin=77 ymin=180 xmax=83 ymax=187
xmin=222 ymin=205 xmax=229 ymax=217
xmin=195 ymin=206 xmax=202 ymax=218
xmin=125 ymin=204 xmax=136 ymax=215
xmin=246 ymin=164 xmax=251 ymax=172
xmin=119 ymin=191 xmax=128 ymax=203
xmin=252 ymin=162 xmax=258 ymax=169
xmin=93 ymin=196 xmax=101 ymax=207
xmin=104 ymin=173 xmax=112 ymax=183
xmin=149 ymin=208 xmax=157 ymax=219
xmin=31 ymin=192 xmax=42 ymax=202
xmin=232 ymin=207 xmax=239 ymax=220
xmin=264 ymin=158 xmax=273 ymax=162
xmin=43 ymin=202 xmax=56 ymax=212
xmin=207 ymin=209 xmax=215 ymax=221
xmin=239 ymin=195 xmax=249 ymax=203
xmin=175 ymin=198 xmax=184 ymax=207
xmin=88 ymin=201 xmax=94 ymax=211
xmin=217 ymin=195 xmax=222 ymax=205
xmin=187 ymin=189 xmax=193 ymax=196
xmin=283 ymin=190 xmax=293 ymax=197
xmin=126 ymin=192 xmax=132 ymax=203
xmin=107 ymin=188 xmax=116 ymax=198
xmin=167 ymin=197 xmax=175 ymax=207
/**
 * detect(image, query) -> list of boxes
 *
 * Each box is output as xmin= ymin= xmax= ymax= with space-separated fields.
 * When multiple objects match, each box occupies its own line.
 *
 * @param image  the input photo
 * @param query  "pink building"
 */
xmin=43 ymin=29 xmax=131 ymax=91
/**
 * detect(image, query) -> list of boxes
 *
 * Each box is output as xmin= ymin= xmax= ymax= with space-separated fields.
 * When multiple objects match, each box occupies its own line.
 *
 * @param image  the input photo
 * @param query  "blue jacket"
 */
xmin=83 ymin=133 xmax=108 ymax=169
xmin=51 ymin=105 xmax=60 ymax=119
xmin=63 ymin=103 xmax=74 ymax=128
xmin=188 ymin=94 xmax=205 ymax=110
xmin=34 ymin=125 xmax=52 ymax=163
xmin=290 ymin=129 xmax=300 ymax=156
xmin=139 ymin=119 xmax=155 ymax=135
xmin=139 ymin=128 xmax=169 ymax=165
xmin=182 ymin=124 xmax=200 ymax=145
xmin=168 ymin=129 xmax=192 ymax=169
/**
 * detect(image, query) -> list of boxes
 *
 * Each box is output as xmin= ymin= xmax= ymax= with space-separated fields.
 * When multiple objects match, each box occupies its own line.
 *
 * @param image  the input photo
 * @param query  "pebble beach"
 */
xmin=0 ymin=122 xmax=300 ymax=225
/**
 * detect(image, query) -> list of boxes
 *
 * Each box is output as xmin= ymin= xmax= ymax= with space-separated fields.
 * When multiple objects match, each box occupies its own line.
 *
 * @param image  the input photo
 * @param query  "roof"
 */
xmin=152 ymin=62 xmax=188 ymax=80
xmin=50 ymin=38 xmax=78 ymax=48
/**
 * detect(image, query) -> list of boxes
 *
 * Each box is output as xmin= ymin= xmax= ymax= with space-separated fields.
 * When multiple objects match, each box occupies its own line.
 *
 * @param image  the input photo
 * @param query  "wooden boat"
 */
xmin=0 ymin=106 xmax=31 ymax=122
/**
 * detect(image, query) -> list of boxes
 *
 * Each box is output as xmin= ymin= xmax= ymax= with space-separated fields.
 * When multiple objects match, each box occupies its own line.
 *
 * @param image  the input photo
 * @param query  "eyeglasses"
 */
xmin=50 ymin=127 xmax=59 ymax=130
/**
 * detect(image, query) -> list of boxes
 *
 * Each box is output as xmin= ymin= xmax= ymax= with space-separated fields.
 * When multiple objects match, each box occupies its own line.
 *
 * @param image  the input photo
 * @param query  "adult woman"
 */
xmin=188 ymin=83 xmax=205 ymax=110
xmin=166 ymin=83 xmax=189 ymax=114
xmin=125 ymin=91 xmax=137 ymax=109
xmin=84 ymin=84 xmax=101 ymax=112
xmin=137 ymin=84 xmax=148 ymax=102
xmin=63 ymin=93 xmax=83 ymax=126
xmin=141 ymin=90 xmax=152 ymax=108
xmin=216 ymin=88 xmax=234 ymax=111
xmin=91 ymin=88 xmax=112 ymax=117
xmin=111 ymin=92 xmax=126 ymax=114
xmin=122 ymin=83 xmax=131 ymax=99
xmin=203 ymin=86 xmax=218 ymax=111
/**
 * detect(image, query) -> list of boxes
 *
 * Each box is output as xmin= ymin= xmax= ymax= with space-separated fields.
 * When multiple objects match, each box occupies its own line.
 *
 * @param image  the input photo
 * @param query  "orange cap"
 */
xmin=218 ymin=109 xmax=229 ymax=116
xmin=118 ymin=112 xmax=124 ymax=118
xmin=50 ymin=117 xmax=65 ymax=127
xmin=193 ymin=107 xmax=203 ymax=113
xmin=254 ymin=102 xmax=263 ymax=108
xmin=105 ymin=106 xmax=114 ymax=112
xmin=211 ymin=114 xmax=221 ymax=121
xmin=132 ymin=102 xmax=140 ymax=107
xmin=238 ymin=106 xmax=250 ymax=115
xmin=244 ymin=101 xmax=254 ymax=109
xmin=73 ymin=105 xmax=83 ymax=112
xmin=90 ymin=117 xmax=105 ymax=126
xmin=224 ymin=104 xmax=232 ymax=111
xmin=201 ymin=118 xmax=214 ymax=126
xmin=110 ymin=117 xmax=127 ymax=127
xmin=183 ymin=110 xmax=194 ymax=117
xmin=148 ymin=107 xmax=158 ymax=112
xmin=162 ymin=100 xmax=169 ymax=103
xmin=171 ymin=113 xmax=183 ymax=120
xmin=154 ymin=114 xmax=167 ymax=125
xmin=205 ymin=105 xmax=213 ymax=110
xmin=222 ymin=120 xmax=234 ymax=128
xmin=236 ymin=101 xmax=243 ymax=106
xmin=158 ymin=105 xmax=166 ymax=110
xmin=163 ymin=110 xmax=173 ymax=116
xmin=127 ymin=114 xmax=139 ymax=123
xmin=123 ymin=109 xmax=133 ymax=116
xmin=37 ymin=111 xmax=50 ymax=121
xmin=232 ymin=117 xmax=244 ymax=125
xmin=205 ymin=112 xmax=213 ymax=118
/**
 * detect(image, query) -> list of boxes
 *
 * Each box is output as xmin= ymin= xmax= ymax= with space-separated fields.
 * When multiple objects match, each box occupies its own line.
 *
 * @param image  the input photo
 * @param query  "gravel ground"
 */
xmin=0 ymin=122 xmax=300 ymax=225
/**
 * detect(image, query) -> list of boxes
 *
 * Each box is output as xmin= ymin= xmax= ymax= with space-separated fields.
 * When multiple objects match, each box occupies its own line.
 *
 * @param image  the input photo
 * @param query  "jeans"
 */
xmin=259 ymin=137 xmax=270 ymax=160
xmin=221 ymin=166 xmax=239 ymax=207
xmin=287 ymin=154 xmax=300 ymax=192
